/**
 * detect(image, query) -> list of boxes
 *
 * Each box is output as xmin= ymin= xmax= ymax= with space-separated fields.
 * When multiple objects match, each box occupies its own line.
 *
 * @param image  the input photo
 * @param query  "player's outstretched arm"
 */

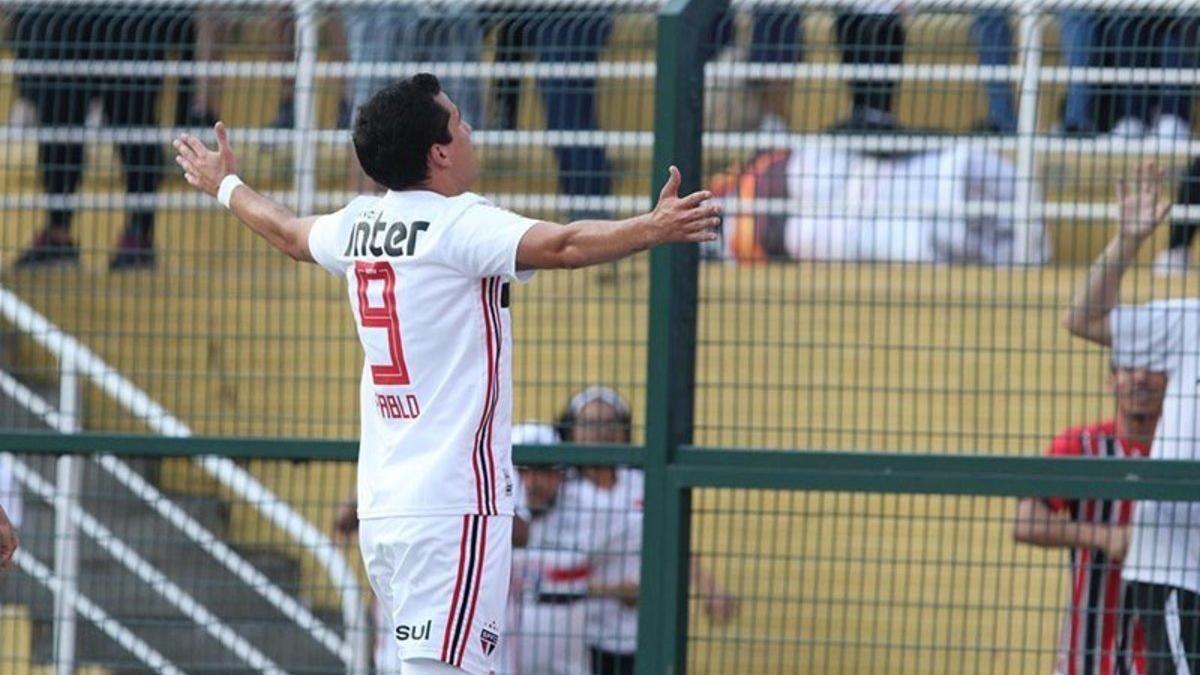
xmin=515 ymin=166 xmax=720 ymax=271
xmin=1012 ymin=497 xmax=1129 ymax=561
xmin=1062 ymin=162 xmax=1173 ymax=346
xmin=174 ymin=122 xmax=320 ymax=263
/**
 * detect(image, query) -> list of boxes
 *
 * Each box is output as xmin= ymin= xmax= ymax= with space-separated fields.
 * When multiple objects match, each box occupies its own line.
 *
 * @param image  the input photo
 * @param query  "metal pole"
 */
xmin=293 ymin=0 xmax=319 ymax=215
xmin=52 ymin=354 xmax=82 ymax=675
xmin=1013 ymin=0 xmax=1044 ymax=259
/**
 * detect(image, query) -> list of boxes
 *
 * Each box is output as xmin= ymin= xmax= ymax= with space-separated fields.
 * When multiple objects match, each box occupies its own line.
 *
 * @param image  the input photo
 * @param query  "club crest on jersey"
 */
xmin=480 ymin=621 xmax=500 ymax=656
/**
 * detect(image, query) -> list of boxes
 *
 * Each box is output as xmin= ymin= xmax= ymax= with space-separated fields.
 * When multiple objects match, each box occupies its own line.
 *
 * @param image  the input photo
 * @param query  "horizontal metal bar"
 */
xmin=0 ymin=431 xmax=642 ymax=465
xmin=672 ymin=448 xmax=1200 ymax=500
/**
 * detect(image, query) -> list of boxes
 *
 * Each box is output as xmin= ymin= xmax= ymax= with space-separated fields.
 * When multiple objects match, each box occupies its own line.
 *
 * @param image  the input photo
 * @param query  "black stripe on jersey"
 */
xmin=472 ymin=279 xmax=497 ymax=514
xmin=447 ymin=516 xmax=482 ymax=664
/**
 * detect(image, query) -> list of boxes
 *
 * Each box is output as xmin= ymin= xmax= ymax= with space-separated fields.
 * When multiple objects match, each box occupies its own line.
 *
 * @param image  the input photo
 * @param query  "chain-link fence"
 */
xmin=2 ymin=0 xmax=1200 ymax=674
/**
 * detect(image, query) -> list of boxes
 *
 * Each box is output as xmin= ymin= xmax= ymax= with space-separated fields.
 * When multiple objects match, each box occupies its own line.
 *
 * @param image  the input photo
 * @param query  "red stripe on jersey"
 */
xmin=457 ymin=516 xmax=490 ymax=666
xmin=442 ymin=516 xmax=471 ymax=662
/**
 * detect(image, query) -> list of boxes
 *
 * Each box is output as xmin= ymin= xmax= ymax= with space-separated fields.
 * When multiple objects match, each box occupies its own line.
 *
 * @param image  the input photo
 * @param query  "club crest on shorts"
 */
xmin=479 ymin=621 xmax=499 ymax=656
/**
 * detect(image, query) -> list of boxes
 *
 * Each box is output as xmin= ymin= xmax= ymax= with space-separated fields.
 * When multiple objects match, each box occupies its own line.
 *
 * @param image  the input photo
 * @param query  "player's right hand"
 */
xmin=1116 ymin=161 xmax=1172 ymax=242
xmin=650 ymin=166 xmax=721 ymax=245
xmin=174 ymin=121 xmax=240 ymax=199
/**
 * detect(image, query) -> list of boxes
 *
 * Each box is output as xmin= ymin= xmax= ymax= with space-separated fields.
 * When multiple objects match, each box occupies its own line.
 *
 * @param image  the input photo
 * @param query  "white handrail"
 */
xmin=9 ymin=458 xmax=286 ymax=674
xmin=0 ymin=368 xmax=351 ymax=663
xmin=11 ymin=547 xmax=187 ymax=675
xmin=0 ymin=286 xmax=369 ymax=673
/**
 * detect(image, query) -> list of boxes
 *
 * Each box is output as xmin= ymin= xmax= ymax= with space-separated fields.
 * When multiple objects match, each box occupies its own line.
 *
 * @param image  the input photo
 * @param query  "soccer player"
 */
xmin=172 ymin=73 xmax=719 ymax=675
xmin=1012 ymin=363 xmax=1166 ymax=675
xmin=1063 ymin=162 xmax=1200 ymax=674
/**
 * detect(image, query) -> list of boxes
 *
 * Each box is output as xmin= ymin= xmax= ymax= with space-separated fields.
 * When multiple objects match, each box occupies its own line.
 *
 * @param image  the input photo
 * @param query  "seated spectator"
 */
xmin=1104 ymin=11 xmax=1197 ymax=140
xmin=1012 ymin=363 xmax=1165 ymax=674
xmin=557 ymin=386 xmax=737 ymax=675
xmin=10 ymin=2 xmax=195 ymax=270
xmin=506 ymin=422 xmax=592 ymax=675
xmin=971 ymin=9 xmax=1098 ymax=135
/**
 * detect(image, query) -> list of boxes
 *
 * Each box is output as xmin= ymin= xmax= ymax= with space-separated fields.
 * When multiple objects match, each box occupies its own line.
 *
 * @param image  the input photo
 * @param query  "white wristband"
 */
xmin=217 ymin=174 xmax=244 ymax=209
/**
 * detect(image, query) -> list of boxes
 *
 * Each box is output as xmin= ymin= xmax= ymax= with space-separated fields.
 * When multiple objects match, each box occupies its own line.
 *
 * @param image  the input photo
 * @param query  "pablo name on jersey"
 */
xmin=376 ymin=393 xmax=421 ymax=421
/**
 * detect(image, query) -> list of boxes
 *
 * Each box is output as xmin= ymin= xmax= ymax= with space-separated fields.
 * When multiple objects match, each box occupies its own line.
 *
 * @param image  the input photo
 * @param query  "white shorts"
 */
xmin=361 ymin=515 xmax=513 ymax=675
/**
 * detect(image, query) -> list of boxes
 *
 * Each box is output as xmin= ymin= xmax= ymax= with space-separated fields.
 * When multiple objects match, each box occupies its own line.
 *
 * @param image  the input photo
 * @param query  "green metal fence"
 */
xmin=3 ymin=0 xmax=1200 ymax=673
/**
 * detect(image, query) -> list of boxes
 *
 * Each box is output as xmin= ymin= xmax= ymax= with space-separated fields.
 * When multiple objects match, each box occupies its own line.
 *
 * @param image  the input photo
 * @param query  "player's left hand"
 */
xmin=174 ymin=121 xmax=240 ymax=198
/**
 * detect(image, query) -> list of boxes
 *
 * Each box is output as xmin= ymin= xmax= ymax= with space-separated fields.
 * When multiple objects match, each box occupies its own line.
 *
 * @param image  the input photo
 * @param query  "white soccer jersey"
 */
xmin=308 ymin=190 xmax=537 ymax=519
xmin=1110 ymin=298 xmax=1200 ymax=595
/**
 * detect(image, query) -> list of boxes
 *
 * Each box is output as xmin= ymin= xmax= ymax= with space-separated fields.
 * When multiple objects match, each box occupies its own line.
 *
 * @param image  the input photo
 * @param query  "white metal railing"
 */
xmin=11 ymin=548 xmax=186 ymax=675
xmin=8 ymin=457 xmax=287 ymax=674
xmin=0 ymin=286 xmax=370 ymax=674
xmin=0 ymin=369 xmax=354 ymax=667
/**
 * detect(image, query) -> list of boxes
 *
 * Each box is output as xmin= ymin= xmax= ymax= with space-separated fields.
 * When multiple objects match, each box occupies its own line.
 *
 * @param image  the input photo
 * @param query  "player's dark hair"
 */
xmin=352 ymin=73 xmax=453 ymax=191
xmin=556 ymin=386 xmax=633 ymax=443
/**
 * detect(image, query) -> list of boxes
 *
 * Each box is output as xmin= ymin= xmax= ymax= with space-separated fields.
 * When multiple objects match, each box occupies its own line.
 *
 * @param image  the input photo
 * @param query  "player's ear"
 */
xmin=428 ymin=142 xmax=451 ymax=170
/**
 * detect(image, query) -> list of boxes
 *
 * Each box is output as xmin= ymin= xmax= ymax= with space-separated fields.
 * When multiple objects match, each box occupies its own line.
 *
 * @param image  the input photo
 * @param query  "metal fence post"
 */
xmin=52 ymin=353 xmax=82 ymax=675
xmin=293 ymin=0 xmax=319 ymax=215
xmin=639 ymin=1 xmax=726 ymax=673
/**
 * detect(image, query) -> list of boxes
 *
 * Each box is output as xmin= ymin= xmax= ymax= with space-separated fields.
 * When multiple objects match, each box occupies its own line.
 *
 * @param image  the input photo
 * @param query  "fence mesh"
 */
xmin=1 ymin=1 xmax=1200 ymax=674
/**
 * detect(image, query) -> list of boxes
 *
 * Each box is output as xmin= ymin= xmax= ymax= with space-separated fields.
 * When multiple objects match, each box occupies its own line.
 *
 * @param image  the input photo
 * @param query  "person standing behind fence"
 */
xmin=1064 ymin=162 xmax=1200 ymax=674
xmin=971 ymin=9 xmax=1099 ymax=135
xmin=342 ymin=1 xmax=484 ymax=193
xmin=9 ymin=2 xmax=194 ymax=270
xmin=557 ymin=386 xmax=738 ymax=675
xmin=1103 ymin=11 xmax=1197 ymax=140
xmin=1012 ymin=364 xmax=1165 ymax=675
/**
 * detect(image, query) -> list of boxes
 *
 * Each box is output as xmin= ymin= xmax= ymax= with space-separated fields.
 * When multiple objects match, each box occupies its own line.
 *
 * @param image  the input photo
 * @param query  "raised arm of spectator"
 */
xmin=0 ymin=503 xmax=18 ymax=570
xmin=1012 ymin=498 xmax=1129 ymax=561
xmin=516 ymin=166 xmax=720 ymax=271
xmin=1062 ymin=162 xmax=1173 ymax=346
xmin=690 ymin=557 xmax=739 ymax=625
xmin=174 ymin=123 xmax=320 ymax=263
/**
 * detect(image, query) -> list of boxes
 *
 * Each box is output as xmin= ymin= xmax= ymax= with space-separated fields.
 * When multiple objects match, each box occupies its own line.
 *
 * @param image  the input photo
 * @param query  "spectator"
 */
xmin=1154 ymin=157 xmax=1200 ymax=275
xmin=1063 ymin=162 xmax=1200 ymax=674
xmin=1104 ymin=12 xmax=1197 ymax=140
xmin=342 ymin=2 xmax=483 ymax=192
xmin=557 ymin=386 xmax=738 ymax=675
xmin=528 ymin=10 xmax=614 ymax=219
xmin=971 ymin=10 xmax=1098 ymax=135
xmin=711 ymin=5 xmax=906 ymax=133
xmin=10 ymin=3 xmax=194 ymax=270
xmin=505 ymin=422 xmax=592 ymax=675
xmin=262 ymin=5 xmax=353 ymax=130
xmin=833 ymin=2 xmax=906 ymax=132
xmin=1012 ymin=364 xmax=1165 ymax=674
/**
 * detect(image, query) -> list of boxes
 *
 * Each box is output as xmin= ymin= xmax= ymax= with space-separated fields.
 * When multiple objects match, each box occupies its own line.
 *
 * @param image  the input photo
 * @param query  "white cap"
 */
xmin=512 ymin=422 xmax=560 ymax=445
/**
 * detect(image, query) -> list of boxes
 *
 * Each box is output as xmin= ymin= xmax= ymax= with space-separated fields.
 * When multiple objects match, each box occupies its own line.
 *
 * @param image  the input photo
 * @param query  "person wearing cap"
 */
xmin=557 ymin=387 xmax=738 ymax=675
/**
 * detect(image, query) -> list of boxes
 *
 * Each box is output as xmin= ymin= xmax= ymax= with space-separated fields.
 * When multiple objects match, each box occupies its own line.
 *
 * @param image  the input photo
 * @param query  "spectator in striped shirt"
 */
xmin=1014 ymin=363 xmax=1167 ymax=675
